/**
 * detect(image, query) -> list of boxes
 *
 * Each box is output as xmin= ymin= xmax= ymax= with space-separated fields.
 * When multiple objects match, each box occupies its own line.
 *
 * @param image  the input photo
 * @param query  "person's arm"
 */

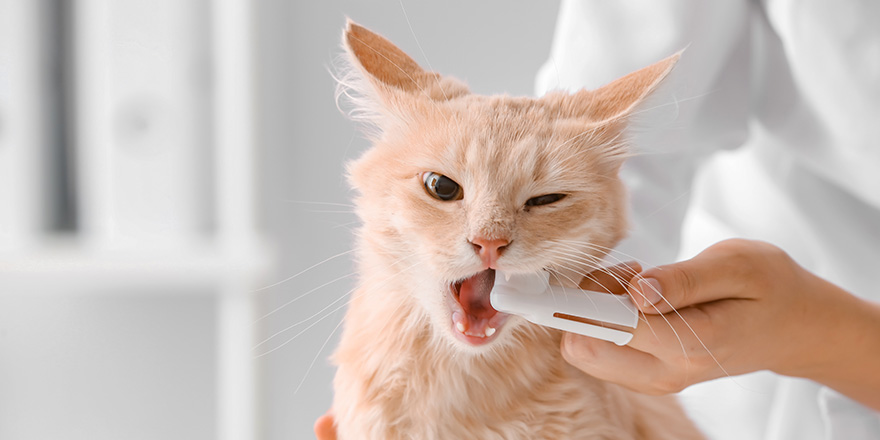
xmin=562 ymin=238 xmax=880 ymax=411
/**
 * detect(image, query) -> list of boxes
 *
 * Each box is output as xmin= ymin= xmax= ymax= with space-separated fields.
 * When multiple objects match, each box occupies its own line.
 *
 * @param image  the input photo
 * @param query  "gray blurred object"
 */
xmin=0 ymin=0 xmax=54 ymax=245
xmin=0 ymin=0 xmax=269 ymax=439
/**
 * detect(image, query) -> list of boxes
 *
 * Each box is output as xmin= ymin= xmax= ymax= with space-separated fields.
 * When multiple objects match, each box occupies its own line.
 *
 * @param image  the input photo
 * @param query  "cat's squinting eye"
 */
xmin=525 ymin=193 xmax=567 ymax=207
xmin=423 ymin=172 xmax=463 ymax=201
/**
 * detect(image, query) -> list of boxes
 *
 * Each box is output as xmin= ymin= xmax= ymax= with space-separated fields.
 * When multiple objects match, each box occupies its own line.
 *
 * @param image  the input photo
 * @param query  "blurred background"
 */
xmin=0 ymin=1 xmax=560 ymax=439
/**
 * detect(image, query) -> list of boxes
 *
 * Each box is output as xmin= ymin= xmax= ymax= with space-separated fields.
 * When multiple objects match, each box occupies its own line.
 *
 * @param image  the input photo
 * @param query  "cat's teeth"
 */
xmin=455 ymin=322 xmax=466 ymax=333
xmin=485 ymin=327 xmax=496 ymax=337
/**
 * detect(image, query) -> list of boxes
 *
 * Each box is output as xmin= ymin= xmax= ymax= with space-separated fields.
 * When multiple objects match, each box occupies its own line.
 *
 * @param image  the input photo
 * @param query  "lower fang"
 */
xmin=455 ymin=322 xmax=466 ymax=333
xmin=485 ymin=327 xmax=496 ymax=337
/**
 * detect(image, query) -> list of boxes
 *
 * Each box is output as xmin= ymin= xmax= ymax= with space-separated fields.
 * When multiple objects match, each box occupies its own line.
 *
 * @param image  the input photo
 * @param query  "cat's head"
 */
xmin=338 ymin=21 xmax=678 ymax=352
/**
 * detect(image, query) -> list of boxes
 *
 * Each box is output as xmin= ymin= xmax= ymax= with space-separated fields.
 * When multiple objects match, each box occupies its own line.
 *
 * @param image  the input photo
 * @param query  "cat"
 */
xmin=329 ymin=20 xmax=704 ymax=439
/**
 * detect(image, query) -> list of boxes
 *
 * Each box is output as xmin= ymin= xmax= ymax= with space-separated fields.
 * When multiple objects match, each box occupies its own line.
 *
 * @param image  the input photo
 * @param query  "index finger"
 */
xmin=579 ymin=261 xmax=642 ymax=295
xmin=629 ymin=243 xmax=759 ymax=314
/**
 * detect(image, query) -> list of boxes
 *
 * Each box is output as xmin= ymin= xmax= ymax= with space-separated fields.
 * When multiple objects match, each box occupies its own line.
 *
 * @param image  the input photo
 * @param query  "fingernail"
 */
xmin=561 ymin=332 xmax=589 ymax=363
xmin=561 ymin=333 xmax=576 ymax=359
xmin=638 ymin=278 xmax=663 ymax=307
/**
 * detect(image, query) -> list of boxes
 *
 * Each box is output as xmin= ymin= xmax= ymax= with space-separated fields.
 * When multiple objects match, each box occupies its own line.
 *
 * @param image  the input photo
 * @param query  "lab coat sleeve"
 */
xmin=819 ymin=387 xmax=880 ymax=439
xmin=536 ymin=0 xmax=752 ymax=265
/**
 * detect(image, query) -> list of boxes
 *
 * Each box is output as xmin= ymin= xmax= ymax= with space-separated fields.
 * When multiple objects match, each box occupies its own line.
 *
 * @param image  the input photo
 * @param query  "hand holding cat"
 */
xmin=562 ymin=238 xmax=880 ymax=411
xmin=314 ymin=413 xmax=336 ymax=440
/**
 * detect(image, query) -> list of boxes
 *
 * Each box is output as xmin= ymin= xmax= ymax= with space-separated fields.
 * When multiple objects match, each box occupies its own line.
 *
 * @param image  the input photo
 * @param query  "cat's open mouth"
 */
xmin=447 ymin=269 xmax=510 ymax=346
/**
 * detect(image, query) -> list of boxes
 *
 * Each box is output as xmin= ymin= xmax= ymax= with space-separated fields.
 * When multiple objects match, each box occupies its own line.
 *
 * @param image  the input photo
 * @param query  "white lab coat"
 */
xmin=536 ymin=1 xmax=880 ymax=439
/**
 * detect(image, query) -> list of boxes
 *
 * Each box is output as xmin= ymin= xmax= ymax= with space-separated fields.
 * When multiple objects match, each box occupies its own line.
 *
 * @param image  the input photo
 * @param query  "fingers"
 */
xmin=561 ymin=333 xmax=685 ymax=395
xmin=563 ymin=240 xmax=792 ymax=394
xmin=563 ymin=239 xmax=793 ymax=393
xmin=629 ymin=241 xmax=761 ymax=314
xmin=626 ymin=303 xmax=717 ymax=357
xmin=579 ymin=261 xmax=642 ymax=295
xmin=562 ymin=305 xmax=732 ymax=394
xmin=314 ymin=413 xmax=337 ymax=440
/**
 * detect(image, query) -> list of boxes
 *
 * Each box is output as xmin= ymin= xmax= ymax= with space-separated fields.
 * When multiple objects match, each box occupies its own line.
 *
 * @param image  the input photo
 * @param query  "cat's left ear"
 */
xmin=338 ymin=20 xmax=469 ymax=129
xmin=553 ymin=52 xmax=682 ymax=124
xmin=543 ymin=53 xmax=682 ymax=175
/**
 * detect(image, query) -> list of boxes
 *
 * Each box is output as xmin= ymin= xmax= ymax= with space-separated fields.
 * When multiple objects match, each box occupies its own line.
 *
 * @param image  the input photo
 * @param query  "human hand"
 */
xmin=314 ymin=412 xmax=336 ymax=440
xmin=563 ymin=239 xmax=880 ymax=410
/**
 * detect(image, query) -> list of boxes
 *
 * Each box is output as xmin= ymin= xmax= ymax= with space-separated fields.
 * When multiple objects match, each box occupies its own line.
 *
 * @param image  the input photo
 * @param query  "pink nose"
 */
xmin=470 ymin=237 xmax=510 ymax=268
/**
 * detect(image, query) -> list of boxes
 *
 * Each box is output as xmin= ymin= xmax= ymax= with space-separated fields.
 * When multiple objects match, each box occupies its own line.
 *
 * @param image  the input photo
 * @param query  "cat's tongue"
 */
xmin=452 ymin=269 xmax=508 ymax=344
xmin=458 ymin=269 xmax=497 ymax=319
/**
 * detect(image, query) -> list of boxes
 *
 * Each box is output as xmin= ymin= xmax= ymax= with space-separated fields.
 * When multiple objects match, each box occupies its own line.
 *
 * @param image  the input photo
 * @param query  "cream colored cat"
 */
xmin=331 ymin=21 xmax=704 ymax=439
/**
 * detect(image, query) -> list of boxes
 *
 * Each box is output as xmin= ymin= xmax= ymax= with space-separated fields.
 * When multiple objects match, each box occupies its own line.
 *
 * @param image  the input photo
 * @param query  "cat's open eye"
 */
xmin=525 ymin=193 xmax=567 ymax=207
xmin=423 ymin=172 xmax=463 ymax=201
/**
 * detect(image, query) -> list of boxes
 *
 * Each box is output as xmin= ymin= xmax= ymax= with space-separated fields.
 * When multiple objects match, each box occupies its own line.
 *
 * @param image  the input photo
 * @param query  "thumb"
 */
xmin=629 ymin=251 xmax=745 ymax=314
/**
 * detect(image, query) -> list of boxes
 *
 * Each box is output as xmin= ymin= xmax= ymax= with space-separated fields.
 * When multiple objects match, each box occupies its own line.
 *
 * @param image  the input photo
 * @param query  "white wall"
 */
xmin=254 ymin=1 xmax=561 ymax=438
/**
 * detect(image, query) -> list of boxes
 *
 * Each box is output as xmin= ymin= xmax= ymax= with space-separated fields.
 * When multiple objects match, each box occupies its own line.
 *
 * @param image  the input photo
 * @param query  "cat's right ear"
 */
xmin=336 ymin=20 xmax=469 ymax=131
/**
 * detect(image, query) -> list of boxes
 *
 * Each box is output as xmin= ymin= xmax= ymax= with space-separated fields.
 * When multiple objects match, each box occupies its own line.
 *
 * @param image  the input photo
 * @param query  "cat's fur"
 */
xmin=330 ymin=21 xmax=704 ymax=439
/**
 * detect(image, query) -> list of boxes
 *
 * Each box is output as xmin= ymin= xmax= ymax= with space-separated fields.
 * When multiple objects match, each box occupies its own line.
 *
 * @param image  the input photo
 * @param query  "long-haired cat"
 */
xmin=330 ymin=21 xmax=704 ymax=439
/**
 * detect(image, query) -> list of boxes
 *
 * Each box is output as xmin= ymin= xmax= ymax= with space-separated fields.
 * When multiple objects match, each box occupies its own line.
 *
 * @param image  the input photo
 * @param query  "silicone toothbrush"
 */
xmin=489 ymin=271 xmax=640 ymax=345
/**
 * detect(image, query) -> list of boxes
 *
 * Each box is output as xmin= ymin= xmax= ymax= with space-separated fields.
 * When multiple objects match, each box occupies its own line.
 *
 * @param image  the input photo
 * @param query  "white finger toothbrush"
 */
xmin=489 ymin=271 xmax=640 ymax=345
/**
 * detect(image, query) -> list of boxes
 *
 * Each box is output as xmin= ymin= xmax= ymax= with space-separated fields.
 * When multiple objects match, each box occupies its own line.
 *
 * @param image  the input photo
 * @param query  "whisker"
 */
xmin=548 ymin=244 xmax=669 ymax=347
xmin=548 ymin=256 xmax=662 ymax=342
xmin=556 ymin=239 xmax=652 ymax=268
xmin=547 ymin=248 xmax=647 ymax=311
xmin=254 ymin=251 xmax=415 ymax=342
xmin=250 ymin=249 xmax=354 ymax=293
xmin=300 ymin=209 xmax=357 ymax=215
xmin=550 ymin=266 xmax=601 ymax=311
xmin=271 ymin=198 xmax=355 ymax=208
xmin=627 ymin=271 xmax=736 ymax=381
xmin=331 ymin=221 xmax=361 ymax=230
xmin=644 ymin=190 xmax=691 ymax=220
xmin=551 ymin=255 xmax=661 ymax=336
xmin=252 ymin=272 xmax=355 ymax=324
xmin=293 ymin=307 xmax=346 ymax=394
xmin=253 ymin=258 xmax=422 ymax=355
xmin=548 ymin=253 xmax=616 ymax=292
xmin=546 ymin=252 xmax=633 ymax=308
xmin=254 ymin=289 xmax=350 ymax=350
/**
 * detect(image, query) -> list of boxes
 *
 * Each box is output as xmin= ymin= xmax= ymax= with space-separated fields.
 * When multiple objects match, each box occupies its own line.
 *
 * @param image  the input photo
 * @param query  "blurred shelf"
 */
xmin=0 ymin=237 xmax=273 ymax=293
